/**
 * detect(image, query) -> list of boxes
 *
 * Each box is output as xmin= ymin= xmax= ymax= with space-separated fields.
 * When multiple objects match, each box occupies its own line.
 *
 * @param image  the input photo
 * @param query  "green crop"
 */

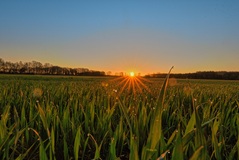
xmin=0 ymin=74 xmax=239 ymax=159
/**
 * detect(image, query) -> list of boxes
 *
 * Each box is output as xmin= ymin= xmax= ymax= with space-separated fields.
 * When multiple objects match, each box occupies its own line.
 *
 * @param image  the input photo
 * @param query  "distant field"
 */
xmin=0 ymin=74 xmax=239 ymax=159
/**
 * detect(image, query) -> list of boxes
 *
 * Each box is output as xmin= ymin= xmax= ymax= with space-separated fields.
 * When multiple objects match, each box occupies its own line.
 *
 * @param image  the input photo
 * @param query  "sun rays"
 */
xmin=107 ymin=73 xmax=152 ymax=97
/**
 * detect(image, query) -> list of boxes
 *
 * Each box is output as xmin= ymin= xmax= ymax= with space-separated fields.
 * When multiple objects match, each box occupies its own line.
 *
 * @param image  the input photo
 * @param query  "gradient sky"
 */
xmin=0 ymin=1 xmax=239 ymax=75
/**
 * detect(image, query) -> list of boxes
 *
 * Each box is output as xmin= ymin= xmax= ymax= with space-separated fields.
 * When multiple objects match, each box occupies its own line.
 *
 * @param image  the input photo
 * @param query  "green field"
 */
xmin=0 ymin=74 xmax=239 ymax=160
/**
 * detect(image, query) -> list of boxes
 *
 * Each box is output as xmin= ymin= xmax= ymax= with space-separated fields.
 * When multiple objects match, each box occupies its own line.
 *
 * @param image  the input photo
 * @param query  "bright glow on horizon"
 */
xmin=130 ymin=72 xmax=135 ymax=77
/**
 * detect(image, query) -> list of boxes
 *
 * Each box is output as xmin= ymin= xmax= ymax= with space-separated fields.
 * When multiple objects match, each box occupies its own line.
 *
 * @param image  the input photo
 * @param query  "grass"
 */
xmin=0 ymin=74 xmax=239 ymax=159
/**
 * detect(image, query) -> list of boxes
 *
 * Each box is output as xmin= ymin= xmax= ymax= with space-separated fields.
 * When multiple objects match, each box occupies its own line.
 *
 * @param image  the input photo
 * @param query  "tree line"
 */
xmin=145 ymin=71 xmax=239 ymax=80
xmin=1 ymin=58 xmax=239 ymax=79
xmin=0 ymin=58 xmax=105 ymax=76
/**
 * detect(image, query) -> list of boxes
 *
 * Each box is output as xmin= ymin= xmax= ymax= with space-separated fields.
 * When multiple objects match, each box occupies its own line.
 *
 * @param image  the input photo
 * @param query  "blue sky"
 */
xmin=0 ymin=1 xmax=239 ymax=75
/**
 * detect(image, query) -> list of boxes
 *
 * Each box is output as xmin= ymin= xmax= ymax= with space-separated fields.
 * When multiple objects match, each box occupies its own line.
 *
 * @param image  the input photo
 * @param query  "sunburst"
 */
xmin=107 ymin=72 xmax=152 ymax=97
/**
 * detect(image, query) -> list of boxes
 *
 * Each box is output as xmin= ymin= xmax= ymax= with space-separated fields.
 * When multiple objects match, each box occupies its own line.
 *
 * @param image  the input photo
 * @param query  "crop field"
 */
xmin=0 ymin=74 xmax=239 ymax=160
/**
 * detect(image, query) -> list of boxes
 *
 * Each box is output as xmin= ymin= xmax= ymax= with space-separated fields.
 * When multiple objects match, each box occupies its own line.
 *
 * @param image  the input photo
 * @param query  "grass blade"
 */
xmin=142 ymin=66 xmax=173 ymax=160
xmin=74 ymin=126 xmax=82 ymax=160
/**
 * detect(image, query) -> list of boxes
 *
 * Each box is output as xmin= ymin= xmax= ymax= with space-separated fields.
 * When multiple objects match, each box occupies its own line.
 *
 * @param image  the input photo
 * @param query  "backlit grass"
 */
xmin=0 ymin=74 xmax=239 ymax=159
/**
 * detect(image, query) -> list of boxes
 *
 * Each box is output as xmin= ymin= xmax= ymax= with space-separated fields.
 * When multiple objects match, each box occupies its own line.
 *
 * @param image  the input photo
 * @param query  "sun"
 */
xmin=130 ymin=72 xmax=135 ymax=77
xmin=106 ymin=70 xmax=152 ymax=96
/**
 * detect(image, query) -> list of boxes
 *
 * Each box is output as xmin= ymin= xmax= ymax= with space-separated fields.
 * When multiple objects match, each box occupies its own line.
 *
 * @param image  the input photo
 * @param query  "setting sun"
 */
xmin=130 ymin=72 xmax=135 ymax=77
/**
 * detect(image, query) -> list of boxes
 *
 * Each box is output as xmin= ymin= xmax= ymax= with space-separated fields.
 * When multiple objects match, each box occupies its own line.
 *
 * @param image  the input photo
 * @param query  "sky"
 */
xmin=0 ymin=1 xmax=239 ymax=75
